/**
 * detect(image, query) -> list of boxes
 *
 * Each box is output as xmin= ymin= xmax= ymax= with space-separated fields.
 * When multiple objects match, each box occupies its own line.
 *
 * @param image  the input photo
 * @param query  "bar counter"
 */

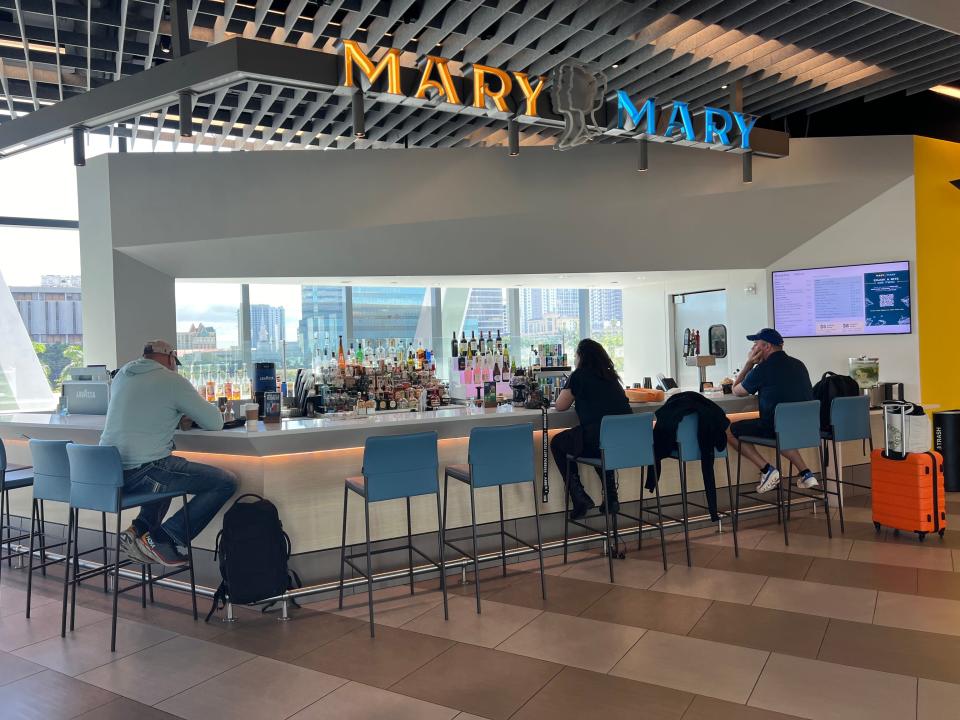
xmin=0 ymin=394 xmax=876 ymax=556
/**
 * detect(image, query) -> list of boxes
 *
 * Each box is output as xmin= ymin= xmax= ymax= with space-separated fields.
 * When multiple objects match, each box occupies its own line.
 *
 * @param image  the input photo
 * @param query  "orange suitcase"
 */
xmin=871 ymin=449 xmax=946 ymax=541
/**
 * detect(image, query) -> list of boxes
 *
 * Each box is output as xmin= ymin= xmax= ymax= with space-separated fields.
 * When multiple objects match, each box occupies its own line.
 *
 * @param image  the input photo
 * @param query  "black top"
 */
xmin=741 ymin=350 xmax=813 ymax=429
xmin=564 ymin=369 xmax=631 ymax=430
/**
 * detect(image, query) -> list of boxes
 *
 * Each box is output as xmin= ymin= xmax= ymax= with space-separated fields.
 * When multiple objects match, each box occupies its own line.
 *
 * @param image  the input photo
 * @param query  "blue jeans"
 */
xmin=123 ymin=456 xmax=237 ymax=545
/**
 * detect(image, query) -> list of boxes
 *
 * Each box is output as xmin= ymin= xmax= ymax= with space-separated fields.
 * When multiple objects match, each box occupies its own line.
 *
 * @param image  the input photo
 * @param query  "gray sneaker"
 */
xmin=137 ymin=532 xmax=188 ymax=567
xmin=119 ymin=527 xmax=151 ymax=564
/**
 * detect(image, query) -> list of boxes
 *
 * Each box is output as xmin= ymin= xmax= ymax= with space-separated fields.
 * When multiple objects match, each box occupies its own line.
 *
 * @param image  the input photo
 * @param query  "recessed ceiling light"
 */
xmin=612 ymin=64 xmax=619 ymax=69
xmin=721 ymin=84 xmax=728 ymax=89
xmin=611 ymin=281 xmax=619 ymax=284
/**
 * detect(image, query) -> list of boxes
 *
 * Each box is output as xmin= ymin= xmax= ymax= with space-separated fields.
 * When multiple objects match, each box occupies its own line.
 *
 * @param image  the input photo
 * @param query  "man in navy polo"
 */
xmin=727 ymin=328 xmax=820 ymax=493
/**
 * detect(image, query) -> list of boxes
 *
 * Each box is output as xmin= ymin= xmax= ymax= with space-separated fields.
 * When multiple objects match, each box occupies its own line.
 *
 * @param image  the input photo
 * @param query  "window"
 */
xmin=519 ymin=288 xmax=581 ymax=366
xmin=0 ymin=225 xmax=83 ymax=408
xmin=589 ymin=288 xmax=624 ymax=371
xmin=174 ymin=282 xmax=243 ymax=389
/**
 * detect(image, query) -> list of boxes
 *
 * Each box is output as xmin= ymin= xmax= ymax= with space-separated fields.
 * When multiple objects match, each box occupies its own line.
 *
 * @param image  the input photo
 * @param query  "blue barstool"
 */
xmin=663 ymin=414 xmax=739 ymax=565
xmin=564 ymin=413 xmax=668 ymax=582
xmin=734 ymin=400 xmax=829 ymax=546
xmin=822 ymin=395 xmax=873 ymax=534
xmin=25 ymin=440 xmax=74 ymax=617
xmin=64 ymin=444 xmax=198 ymax=651
xmin=1 ymin=437 xmax=34 ymax=578
xmin=338 ymin=431 xmax=448 ymax=637
xmin=442 ymin=423 xmax=545 ymax=614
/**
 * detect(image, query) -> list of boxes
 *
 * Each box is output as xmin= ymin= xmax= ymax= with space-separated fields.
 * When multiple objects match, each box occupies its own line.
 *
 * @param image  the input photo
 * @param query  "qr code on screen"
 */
xmin=878 ymin=293 xmax=894 ymax=308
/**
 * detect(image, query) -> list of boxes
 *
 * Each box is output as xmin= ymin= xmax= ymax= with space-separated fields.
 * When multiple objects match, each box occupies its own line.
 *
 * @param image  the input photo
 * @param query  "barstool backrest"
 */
xmin=774 ymin=400 xmax=822 ymax=451
xmin=600 ymin=412 xmax=655 ymax=470
xmin=362 ymin=431 xmax=439 ymax=502
xmin=0 ymin=437 xmax=6 ymax=473
xmin=830 ymin=395 xmax=872 ymax=442
xmin=468 ymin=423 xmax=534 ymax=488
xmin=28 ymin=439 xmax=71 ymax=503
xmin=675 ymin=413 xmax=729 ymax=462
xmin=65 ymin=443 xmax=124 ymax=513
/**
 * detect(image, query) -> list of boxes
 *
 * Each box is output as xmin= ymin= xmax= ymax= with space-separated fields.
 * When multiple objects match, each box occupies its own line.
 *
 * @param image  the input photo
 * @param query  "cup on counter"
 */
xmin=243 ymin=403 xmax=259 ymax=421
xmin=722 ymin=383 xmax=733 ymax=395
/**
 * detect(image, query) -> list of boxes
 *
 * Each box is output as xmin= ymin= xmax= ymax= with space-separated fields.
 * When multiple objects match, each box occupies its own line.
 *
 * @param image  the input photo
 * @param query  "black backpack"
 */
xmin=812 ymin=371 xmax=862 ymax=431
xmin=205 ymin=494 xmax=301 ymax=621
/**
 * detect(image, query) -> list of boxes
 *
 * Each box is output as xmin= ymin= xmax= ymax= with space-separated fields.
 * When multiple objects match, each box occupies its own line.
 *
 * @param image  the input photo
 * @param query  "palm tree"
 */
xmin=56 ymin=345 xmax=84 ymax=389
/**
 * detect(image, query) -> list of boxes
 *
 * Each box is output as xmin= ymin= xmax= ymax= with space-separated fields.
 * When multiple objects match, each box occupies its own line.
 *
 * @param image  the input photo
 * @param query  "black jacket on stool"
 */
xmin=648 ymin=392 xmax=730 ymax=520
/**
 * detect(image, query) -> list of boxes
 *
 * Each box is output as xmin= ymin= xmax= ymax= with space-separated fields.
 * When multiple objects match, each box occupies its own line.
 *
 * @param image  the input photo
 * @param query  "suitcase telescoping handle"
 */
xmin=882 ymin=400 xmax=913 ymax=460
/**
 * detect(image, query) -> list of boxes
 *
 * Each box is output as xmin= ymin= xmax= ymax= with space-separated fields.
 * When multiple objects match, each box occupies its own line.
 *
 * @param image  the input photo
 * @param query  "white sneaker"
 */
xmin=797 ymin=474 xmax=820 ymax=490
xmin=756 ymin=467 xmax=781 ymax=493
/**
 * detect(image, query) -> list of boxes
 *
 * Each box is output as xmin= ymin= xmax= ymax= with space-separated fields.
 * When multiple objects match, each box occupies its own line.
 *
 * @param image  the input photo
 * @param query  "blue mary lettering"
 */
xmin=664 ymin=101 xmax=695 ymax=142
xmin=616 ymin=91 xmax=656 ymax=135
xmin=703 ymin=106 xmax=732 ymax=146
xmin=733 ymin=112 xmax=758 ymax=150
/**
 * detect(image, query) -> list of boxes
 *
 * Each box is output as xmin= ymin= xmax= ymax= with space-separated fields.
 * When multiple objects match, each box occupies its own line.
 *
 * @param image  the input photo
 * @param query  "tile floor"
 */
xmin=0 ymin=492 xmax=957 ymax=719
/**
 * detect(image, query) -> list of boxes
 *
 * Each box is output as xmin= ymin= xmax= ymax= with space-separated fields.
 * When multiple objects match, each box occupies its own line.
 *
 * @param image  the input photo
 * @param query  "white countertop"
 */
xmin=0 ymin=394 xmax=757 ymax=457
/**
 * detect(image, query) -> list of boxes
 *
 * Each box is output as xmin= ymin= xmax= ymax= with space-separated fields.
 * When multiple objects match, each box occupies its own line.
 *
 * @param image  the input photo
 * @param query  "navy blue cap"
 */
xmin=746 ymin=328 xmax=784 ymax=346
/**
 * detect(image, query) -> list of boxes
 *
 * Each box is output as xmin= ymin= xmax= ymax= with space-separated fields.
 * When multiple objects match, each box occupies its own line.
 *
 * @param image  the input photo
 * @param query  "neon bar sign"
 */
xmin=616 ymin=90 xmax=758 ymax=150
xmin=340 ymin=40 xmax=547 ymax=116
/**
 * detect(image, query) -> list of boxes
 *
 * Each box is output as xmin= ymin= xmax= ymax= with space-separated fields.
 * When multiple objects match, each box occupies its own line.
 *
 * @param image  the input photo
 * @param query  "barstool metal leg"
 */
xmin=724 ymin=455 xmax=739 ymax=557
xmin=38 ymin=499 xmax=47 ymax=577
xmin=468 ymin=481 xmax=481 ymax=614
xmin=498 ymin=485 xmax=507 ymax=577
xmin=638 ymin=468 xmax=645 ymax=551
xmin=110 ymin=512 xmax=121 ymax=652
xmin=60 ymin=508 xmax=73 ymax=637
xmin=734 ymin=453 xmax=743 ymax=541
xmin=141 ymin=565 xmax=147 ymax=608
xmin=600 ymin=462 xmax=614 ymax=583
xmin=832 ymin=438 xmax=845 ymax=533
xmin=182 ymin=495 xmax=198 ymax=621
xmin=101 ymin=512 xmax=109 ymax=593
xmin=434 ymin=490 xmax=448 ymax=620
xmin=679 ymin=462 xmax=692 ymax=567
xmin=362 ymin=497 xmax=374 ymax=638
xmin=820 ymin=446 xmax=833 ymax=539
xmin=778 ymin=455 xmax=789 ymax=546
xmin=70 ymin=511 xmax=80 ymax=631
xmin=25 ymin=498 xmax=37 ymax=618
xmin=338 ymin=485 xmax=349 ymax=610
xmin=406 ymin=496 xmax=414 ymax=595
xmin=530 ymin=479 xmax=546 ymax=601
xmin=562 ymin=457 xmax=571 ymax=564
xmin=652 ymin=465 xmax=667 ymax=571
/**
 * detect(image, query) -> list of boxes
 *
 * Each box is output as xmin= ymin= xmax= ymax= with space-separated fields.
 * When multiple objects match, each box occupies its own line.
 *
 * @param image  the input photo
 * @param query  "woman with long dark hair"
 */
xmin=551 ymin=338 xmax=631 ymax=519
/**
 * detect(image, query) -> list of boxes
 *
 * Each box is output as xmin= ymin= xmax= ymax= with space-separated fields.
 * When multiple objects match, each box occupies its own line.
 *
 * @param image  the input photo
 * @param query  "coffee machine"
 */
xmin=253 ymin=362 xmax=276 ymax=419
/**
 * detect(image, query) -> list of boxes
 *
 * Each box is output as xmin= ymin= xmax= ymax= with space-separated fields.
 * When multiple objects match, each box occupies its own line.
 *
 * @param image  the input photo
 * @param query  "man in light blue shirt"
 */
xmin=101 ymin=340 xmax=237 ymax=566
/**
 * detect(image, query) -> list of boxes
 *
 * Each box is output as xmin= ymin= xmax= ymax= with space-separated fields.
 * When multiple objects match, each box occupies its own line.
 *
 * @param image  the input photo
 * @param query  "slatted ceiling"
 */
xmin=1 ymin=0 xmax=959 ymax=152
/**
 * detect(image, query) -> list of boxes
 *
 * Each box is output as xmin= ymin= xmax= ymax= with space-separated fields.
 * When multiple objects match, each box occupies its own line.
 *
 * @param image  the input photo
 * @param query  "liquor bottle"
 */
xmin=487 ymin=331 xmax=494 ymax=353
xmin=407 ymin=350 xmax=415 ymax=370
xmin=464 ymin=359 xmax=473 ymax=384
xmin=503 ymin=343 xmax=510 ymax=369
xmin=478 ymin=331 xmax=485 ymax=354
xmin=223 ymin=370 xmax=233 ymax=402
xmin=459 ymin=331 xmax=467 ymax=355
xmin=493 ymin=359 xmax=501 ymax=382
xmin=337 ymin=335 xmax=346 ymax=370
xmin=694 ymin=329 xmax=701 ymax=355
xmin=531 ymin=346 xmax=540 ymax=371
xmin=451 ymin=332 xmax=458 ymax=358
xmin=355 ymin=340 xmax=364 ymax=365
xmin=205 ymin=368 xmax=216 ymax=403
xmin=323 ymin=332 xmax=331 ymax=358
xmin=416 ymin=340 xmax=426 ymax=370
xmin=231 ymin=371 xmax=241 ymax=401
xmin=458 ymin=352 xmax=466 ymax=372
xmin=469 ymin=331 xmax=476 ymax=354
xmin=495 ymin=329 xmax=502 ymax=354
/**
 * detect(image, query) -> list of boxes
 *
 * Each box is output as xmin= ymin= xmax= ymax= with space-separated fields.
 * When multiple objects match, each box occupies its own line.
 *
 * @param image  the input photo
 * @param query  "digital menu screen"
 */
xmin=772 ymin=261 xmax=911 ymax=338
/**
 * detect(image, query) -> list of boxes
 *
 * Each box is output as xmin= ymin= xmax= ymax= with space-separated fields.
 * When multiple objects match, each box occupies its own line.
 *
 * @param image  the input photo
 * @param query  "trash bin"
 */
xmin=933 ymin=410 xmax=960 ymax=492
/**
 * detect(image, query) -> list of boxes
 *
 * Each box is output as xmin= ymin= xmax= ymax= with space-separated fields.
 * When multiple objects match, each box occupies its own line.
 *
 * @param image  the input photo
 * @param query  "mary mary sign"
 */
xmin=616 ymin=90 xmax=758 ymax=151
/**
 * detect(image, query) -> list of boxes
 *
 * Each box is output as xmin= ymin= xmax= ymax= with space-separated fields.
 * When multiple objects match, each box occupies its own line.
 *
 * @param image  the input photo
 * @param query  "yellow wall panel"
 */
xmin=915 ymin=136 xmax=960 ymax=410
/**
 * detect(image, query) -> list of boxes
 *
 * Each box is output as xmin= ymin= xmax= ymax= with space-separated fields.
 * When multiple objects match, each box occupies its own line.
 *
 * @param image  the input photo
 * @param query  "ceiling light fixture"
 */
xmin=637 ymin=138 xmax=648 ymax=172
xmin=742 ymin=151 xmax=753 ymax=184
xmin=612 ymin=64 xmax=619 ymax=69
xmin=930 ymin=84 xmax=960 ymax=100
xmin=721 ymin=84 xmax=728 ymax=89
xmin=508 ymin=118 xmax=519 ymax=157
xmin=351 ymin=89 xmax=366 ymax=139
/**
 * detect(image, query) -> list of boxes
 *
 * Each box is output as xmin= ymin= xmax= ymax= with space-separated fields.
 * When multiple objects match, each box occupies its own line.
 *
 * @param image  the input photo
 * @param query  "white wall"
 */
xmin=622 ymin=270 xmax=767 ymax=387
xmin=766 ymin=176 xmax=919 ymax=401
